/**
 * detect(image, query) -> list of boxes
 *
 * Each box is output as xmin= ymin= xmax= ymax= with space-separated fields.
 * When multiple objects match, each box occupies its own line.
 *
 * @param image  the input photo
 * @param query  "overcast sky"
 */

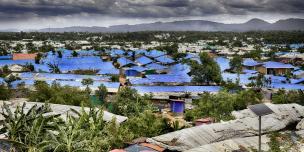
xmin=0 ymin=0 xmax=303 ymax=30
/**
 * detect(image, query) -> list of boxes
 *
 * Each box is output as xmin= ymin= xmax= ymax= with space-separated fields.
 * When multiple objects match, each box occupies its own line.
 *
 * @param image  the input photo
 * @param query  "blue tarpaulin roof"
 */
xmin=132 ymin=86 xmax=221 ymax=93
xmin=184 ymin=53 xmax=199 ymax=59
xmin=263 ymin=61 xmax=294 ymax=69
xmin=270 ymin=83 xmax=304 ymax=90
xmin=146 ymin=74 xmax=191 ymax=83
xmin=265 ymin=75 xmax=287 ymax=83
xmin=129 ymin=74 xmax=191 ymax=85
xmin=243 ymin=58 xmax=261 ymax=67
xmin=34 ymin=64 xmax=50 ymax=72
xmin=37 ymin=73 xmax=111 ymax=81
xmin=0 ymin=55 xmax=12 ymax=60
xmin=110 ymin=49 xmax=125 ymax=57
xmin=293 ymin=70 xmax=304 ymax=76
xmin=243 ymin=69 xmax=258 ymax=74
xmin=291 ymin=78 xmax=304 ymax=84
xmin=135 ymin=56 xmax=153 ymax=65
xmin=0 ymin=60 xmax=34 ymax=67
xmin=290 ymin=44 xmax=304 ymax=49
xmin=129 ymin=66 xmax=147 ymax=72
xmin=97 ymin=69 xmax=119 ymax=75
xmin=145 ymin=63 xmax=167 ymax=71
xmin=215 ymin=57 xmax=230 ymax=72
xmin=145 ymin=50 xmax=166 ymax=58
xmin=43 ymin=56 xmax=117 ymax=73
xmin=135 ymin=49 xmax=148 ymax=55
xmin=222 ymin=73 xmax=257 ymax=85
xmin=117 ymin=57 xmax=135 ymax=67
xmin=155 ymin=55 xmax=175 ymax=64
xmin=168 ymin=63 xmax=191 ymax=75
xmin=0 ymin=78 xmax=5 ymax=84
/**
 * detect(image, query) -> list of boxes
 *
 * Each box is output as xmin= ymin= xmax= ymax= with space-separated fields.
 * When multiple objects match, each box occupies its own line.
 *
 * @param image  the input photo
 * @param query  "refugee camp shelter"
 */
xmin=257 ymin=61 xmax=294 ymax=75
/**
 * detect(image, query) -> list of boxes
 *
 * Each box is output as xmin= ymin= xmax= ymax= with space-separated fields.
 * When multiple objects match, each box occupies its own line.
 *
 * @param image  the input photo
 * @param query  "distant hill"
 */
xmin=36 ymin=18 xmax=304 ymax=33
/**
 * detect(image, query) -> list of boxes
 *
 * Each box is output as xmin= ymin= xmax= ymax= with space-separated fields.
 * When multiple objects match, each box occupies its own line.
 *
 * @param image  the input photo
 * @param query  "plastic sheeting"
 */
xmin=135 ymin=56 xmax=153 ymax=65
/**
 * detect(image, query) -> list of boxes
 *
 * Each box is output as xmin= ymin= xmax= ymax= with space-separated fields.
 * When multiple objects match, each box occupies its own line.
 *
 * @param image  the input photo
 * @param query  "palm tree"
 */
xmin=47 ymin=63 xmax=61 ymax=74
xmin=81 ymin=78 xmax=94 ymax=94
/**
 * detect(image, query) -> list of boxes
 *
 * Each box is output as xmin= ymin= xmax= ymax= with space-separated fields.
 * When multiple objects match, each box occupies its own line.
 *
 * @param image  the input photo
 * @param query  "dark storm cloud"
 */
xmin=0 ymin=0 xmax=303 ymax=21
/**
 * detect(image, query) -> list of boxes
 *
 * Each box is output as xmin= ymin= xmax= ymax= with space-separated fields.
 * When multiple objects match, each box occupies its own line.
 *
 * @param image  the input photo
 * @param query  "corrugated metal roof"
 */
xmin=185 ymin=135 xmax=270 ymax=152
xmin=147 ymin=103 xmax=304 ymax=151
xmin=0 ymin=100 xmax=127 ymax=124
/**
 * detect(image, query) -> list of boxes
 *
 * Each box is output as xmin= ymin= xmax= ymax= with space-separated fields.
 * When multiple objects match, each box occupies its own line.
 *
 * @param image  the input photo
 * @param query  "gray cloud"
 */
xmin=0 ymin=0 xmax=303 ymax=29
xmin=0 ymin=0 xmax=303 ymax=19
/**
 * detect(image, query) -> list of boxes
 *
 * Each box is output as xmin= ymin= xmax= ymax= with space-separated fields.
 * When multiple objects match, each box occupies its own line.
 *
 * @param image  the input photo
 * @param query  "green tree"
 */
xmin=95 ymin=84 xmax=108 ymax=102
xmin=230 ymin=55 xmax=243 ymax=74
xmin=0 ymin=84 xmax=12 ymax=100
xmin=0 ymin=65 xmax=10 ymax=78
xmin=47 ymin=63 xmax=61 ymax=73
xmin=24 ymin=63 xmax=35 ymax=72
xmin=185 ymin=89 xmax=262 ymax=122
xmin=272 ymin=90 xmax=304 ymax=105
xmin=35 ymin=53 xmax=43 ymax=64
xmin=29 ymin=81 xmax=89 ymax=106
xmin=111 ymin=75 xmax=119 ymax=82
xmin=57 ymin=51 xmax=63 ymax=58
xmin=81 ymin=78 xmax=94 ymax=94
xmin=190 ymin=52 xmax=222 ymax=85
xmin=72 ymin=50 xmax=78 ymax=57
xmin=14 ymin=43 xmax=24 ymax=53
xmin=122 ymin=110 xmax=167 ymax=138
xmin=26 ymin=42 xmax=36 ymax=53
xmin=112 ymin=87 xmax=153 ymax=117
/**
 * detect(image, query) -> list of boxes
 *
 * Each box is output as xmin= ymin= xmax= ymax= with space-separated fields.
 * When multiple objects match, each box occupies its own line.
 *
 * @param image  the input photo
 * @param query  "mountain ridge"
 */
xmin=31 ymin=18 xmax=304 ymax=32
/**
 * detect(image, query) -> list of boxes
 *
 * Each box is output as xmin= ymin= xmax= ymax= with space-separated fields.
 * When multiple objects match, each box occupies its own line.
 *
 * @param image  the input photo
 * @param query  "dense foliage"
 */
xmin=111 ymin=87 xmax=154 ymax=117
xmin=190 ymin=52 xmax=222 ymax=85
xmin=0 ymin=84 xmax=12 ymax=100
xmin=0 ymin=31 xmax=303 ymax=44
xmin=185 ymin=89 xmax=263 ymax=121
xmin=272 ymin=90 xmax=304 ymax=105
xmin=29 ymin=81 xmax=90 ymax=106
